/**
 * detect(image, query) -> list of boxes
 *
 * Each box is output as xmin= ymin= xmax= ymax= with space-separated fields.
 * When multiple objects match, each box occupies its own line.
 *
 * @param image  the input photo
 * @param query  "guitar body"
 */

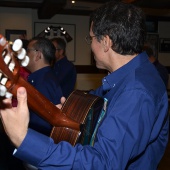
xmin=0 ymin=35 xmax=104 ymax=146
xmin=51 ymin=90 xmax=103 ymax=145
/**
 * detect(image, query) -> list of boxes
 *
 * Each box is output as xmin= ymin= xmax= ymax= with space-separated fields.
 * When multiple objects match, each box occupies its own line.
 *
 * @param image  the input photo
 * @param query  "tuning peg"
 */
xmin=9 ymin=61 xmax=15 ymax=72
xmin=17 ymin=48 xmax=26 ymax=60
xmin=21 ymin=55 xmax=29 ymax=67
xmin=0 ymin=36 xmax=7 ymax=46
xmin=4 ymin=54 xmax=11 ymax=64
xmin=0 ymin=84 xmax=7 ymax=97
xmin=1 ymin=77 xmax=8 ymax=85
xmin=12 ymin=39 xmax=23 ymax=52
xmin=5 ymin=91 xmax=13 ymax=98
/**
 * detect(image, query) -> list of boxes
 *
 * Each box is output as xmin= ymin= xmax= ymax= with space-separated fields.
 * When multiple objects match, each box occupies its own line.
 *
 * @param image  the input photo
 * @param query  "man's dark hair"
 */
xmin=90 ymin=1 xmax=146 ymax=55
xmin=21 ymin=39 xmax=29 ymax=50
xmin=29 ymin=37 xmax=56 ymax=65
xmin=51 ymin=37 xmax=66 ymax=55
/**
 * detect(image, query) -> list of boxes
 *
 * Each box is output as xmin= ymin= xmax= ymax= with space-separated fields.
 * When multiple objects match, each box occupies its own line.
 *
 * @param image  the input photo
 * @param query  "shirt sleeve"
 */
xmin=14 ymin=89 xmax=168 ymax=170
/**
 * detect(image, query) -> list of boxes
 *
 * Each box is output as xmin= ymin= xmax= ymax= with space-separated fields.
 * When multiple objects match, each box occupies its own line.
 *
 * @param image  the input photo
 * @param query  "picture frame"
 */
xmin=159 ymin=38 xmax=170 ymax=53
xmin=145 ymin=33 xmax=159 ymax=58
xmin=5 ymin=29 xmax=27 ymax=42
xmin=34 ymin=22 xmax=76 ymax=62
xmin=145 ymin=21 xmax=158 ymax=33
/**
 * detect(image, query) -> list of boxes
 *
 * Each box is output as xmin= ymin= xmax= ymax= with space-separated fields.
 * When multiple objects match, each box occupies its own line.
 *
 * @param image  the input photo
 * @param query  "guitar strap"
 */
xmin=90 ymin=98 xmax=108 ymax=146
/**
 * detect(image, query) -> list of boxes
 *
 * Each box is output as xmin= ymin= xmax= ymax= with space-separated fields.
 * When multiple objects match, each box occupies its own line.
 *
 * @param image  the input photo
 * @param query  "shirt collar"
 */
xmin=102 ymin=52 xmax=149 ymax=92
xmin=28 ymin=66 xmax=51 ymax=81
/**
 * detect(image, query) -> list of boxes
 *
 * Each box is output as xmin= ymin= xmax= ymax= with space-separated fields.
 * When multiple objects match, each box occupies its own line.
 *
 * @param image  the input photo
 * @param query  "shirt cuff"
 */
xmin=14 ymin=128 xmax=53 ymax=166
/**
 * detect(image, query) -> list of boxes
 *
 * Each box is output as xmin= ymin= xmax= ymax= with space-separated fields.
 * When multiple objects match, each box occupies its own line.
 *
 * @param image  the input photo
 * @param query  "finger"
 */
xmin=3 ymin=98 xmax=12 ymax=104
xmin=56 ymin=97 xmax=66 ymax=109
xmin=17 ymin=87 xmax=28 ymax=110
xmin=0 ymin=97 xmax=12 ymax=109
xmin=56 ymin=104 xmax=62 ymax=109
xmin=60 ymin=97 xmax=66 ymax=104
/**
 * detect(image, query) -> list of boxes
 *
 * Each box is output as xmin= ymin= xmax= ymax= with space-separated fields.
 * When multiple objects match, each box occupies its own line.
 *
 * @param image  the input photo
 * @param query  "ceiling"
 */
xmin=0 ymin=0 xmax=170 ymax=19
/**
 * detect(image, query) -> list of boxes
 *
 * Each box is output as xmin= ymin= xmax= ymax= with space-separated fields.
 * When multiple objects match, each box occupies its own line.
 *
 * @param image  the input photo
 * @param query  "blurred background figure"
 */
xmin=143 ymin=44 xmax=169 ymax=88
xmin=24 ymin=37 xmax=63 ymax=169
xmin=6 ymin=37 xmax=63 ymax=170
xmin=51 ymin=37 xmax=77 ymax=98
xmin=26 ymin=37 xmax=63 ymax=136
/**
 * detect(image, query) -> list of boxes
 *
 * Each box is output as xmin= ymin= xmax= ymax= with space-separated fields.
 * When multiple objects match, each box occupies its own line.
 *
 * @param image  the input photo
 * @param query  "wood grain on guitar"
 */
xmin=0 ymin=34 xmax=103 ymax=145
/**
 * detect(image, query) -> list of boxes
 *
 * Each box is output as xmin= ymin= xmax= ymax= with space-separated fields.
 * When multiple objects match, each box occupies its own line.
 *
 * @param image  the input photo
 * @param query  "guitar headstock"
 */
xmin=0 ymin=34 xmax=29 ymax=98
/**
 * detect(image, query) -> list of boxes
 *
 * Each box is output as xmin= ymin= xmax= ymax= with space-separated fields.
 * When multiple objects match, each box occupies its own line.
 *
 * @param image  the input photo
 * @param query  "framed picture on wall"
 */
xmin=159 ymin=38 xmax=170 ymax=53
xmin=5 ymin=29 xmax=27 ymax=42
xmin=145 ymin=21 xmax=158 ymax=33
xmin=145 ymin=33 xmax=159 ymax=58
xmin=34 ymin=22 xmax=76 ymax=62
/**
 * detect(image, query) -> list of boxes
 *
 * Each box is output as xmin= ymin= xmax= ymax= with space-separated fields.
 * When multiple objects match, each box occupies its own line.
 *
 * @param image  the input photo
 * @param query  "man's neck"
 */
xmin=56 ymin=55 xmax=65 ymax=61
xmin=31 ymin=64 xmax=50 ymax=73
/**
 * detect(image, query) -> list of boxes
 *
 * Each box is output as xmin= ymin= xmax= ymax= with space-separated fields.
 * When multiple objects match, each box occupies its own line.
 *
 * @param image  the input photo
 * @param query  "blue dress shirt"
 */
xmin=53 ymin=56 xmax=77 ymax=98
xmin=27 ymin=66 xmax=63 ymax=136
xmin=15 ymin=52 xmax=169 ymax=170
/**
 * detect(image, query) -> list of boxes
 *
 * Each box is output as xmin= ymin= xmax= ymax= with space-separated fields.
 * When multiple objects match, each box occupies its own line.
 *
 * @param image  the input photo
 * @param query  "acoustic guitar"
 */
xmin=0 ymin=34 xmax=103 ymax=145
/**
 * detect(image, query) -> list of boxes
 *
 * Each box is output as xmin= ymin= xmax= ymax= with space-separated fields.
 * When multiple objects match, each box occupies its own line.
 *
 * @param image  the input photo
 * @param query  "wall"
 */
xmin=0 ymin=7 xmax=99 ymax=90
xmin=32 ymin=9 xmax=92 ymax=65
xmin=75 ymin=73 xmax=106 ymax=90
xmin=0 ymin=7 xmax=92 ymax=65
xmin=0 ymin=7 xmax=170 ymax=90
xmin=0 ymin=7 xmax=32 ymax=40
xmin=158 ymin=22 xmax=170 ymax=88
xmin=158 ymin=21 xmax=170 ymax=66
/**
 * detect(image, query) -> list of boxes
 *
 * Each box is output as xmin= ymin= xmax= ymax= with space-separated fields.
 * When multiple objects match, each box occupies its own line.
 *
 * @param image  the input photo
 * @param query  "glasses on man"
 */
xmin=85 ymin=35 xmax=96 ymax=45
xmin=27 ymin=48 xmax=38 ymax=53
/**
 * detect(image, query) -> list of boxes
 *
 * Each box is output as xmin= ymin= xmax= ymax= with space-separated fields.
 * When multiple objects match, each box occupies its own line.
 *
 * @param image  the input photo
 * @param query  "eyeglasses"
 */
xmin=27 ymin=48 xmax=38 ymax=53
xmin=85 ymin=35 xmax=96 ymax=45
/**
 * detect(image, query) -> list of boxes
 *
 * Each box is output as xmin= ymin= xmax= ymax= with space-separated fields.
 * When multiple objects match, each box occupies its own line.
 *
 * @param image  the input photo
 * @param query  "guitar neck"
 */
xmin=10 ymin=76 xmax=80 ymax=131
xmin=0 ymin=34 xmax=79 ymax=132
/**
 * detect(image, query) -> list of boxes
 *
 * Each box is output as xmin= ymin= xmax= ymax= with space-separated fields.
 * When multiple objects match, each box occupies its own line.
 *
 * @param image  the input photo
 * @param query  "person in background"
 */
xmin=143 ymin=44 xmax=169 ymax=88
xmin=51 ymin=37 xmax=77 ymax=98
xmin=25 ymin=37 xmax=63 ymax=136
xmin=3 ymin=37 xmax=63 ymax=170
xmin=0 ymin=1 xmax=169 ymax=169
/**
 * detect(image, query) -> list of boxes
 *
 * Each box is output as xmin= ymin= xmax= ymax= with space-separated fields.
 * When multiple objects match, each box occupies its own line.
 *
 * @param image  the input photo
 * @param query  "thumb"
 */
xmin=17 ymin=87 xmax=28 ymax=109
xmin=60 ymin=97 xmax=66 ymax=105
xmin=56 ymin=97 xmax=66 ymax=109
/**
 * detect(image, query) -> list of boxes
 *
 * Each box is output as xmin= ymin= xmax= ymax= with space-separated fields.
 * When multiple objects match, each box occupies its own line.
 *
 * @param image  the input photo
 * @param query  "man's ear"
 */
xmin=103 ymin=35 xmax=112 ymax=52
xmin=35 ymin=51 xmax=42 ymax=61
xmin=59 ymin=49 xmax=64 ymax=55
